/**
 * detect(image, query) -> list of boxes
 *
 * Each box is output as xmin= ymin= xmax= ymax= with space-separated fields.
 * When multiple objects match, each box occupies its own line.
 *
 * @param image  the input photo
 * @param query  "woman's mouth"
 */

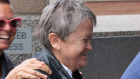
xmin=81 ymin=52 xmax=86 ymax=56
xmin=0 ymin=35 xmax=10 ymax=40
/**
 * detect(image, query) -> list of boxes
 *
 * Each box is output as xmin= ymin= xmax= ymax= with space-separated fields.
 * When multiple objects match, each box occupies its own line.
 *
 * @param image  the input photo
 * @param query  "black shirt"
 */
xmin=0 ymin=52 xmax=14 ymax=79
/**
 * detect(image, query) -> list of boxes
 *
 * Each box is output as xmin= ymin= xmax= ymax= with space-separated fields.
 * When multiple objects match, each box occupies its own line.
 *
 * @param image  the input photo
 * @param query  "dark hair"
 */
xmin=0 ymin=0 xmax=10 ymax=4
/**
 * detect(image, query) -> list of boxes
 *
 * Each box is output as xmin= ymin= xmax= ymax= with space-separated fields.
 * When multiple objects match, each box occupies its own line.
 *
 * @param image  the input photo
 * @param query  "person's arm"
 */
xmin=5 ymin=58 xmax=52 ymax=79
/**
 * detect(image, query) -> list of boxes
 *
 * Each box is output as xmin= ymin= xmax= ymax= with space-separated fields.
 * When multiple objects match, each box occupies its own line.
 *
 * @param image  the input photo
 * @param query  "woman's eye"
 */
xmin=83 ymin=39 xmax=88 ymax=43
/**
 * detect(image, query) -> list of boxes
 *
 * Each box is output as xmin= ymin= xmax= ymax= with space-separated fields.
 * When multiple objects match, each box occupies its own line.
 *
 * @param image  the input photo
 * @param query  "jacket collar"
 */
xmin=41 ymin=48 xmax=62 ymax=69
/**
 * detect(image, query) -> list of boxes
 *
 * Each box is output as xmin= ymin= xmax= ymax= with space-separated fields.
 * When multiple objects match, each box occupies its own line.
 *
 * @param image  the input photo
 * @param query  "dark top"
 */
xmin=33 ymin=48 xmax=83 ymax=79
xmin=0 ymin=52 xmax=14 ymax=79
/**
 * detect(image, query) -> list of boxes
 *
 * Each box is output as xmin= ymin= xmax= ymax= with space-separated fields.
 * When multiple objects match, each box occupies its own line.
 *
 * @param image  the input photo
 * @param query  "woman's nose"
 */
xmin=3 ymin=23 xmax=12 ymax=31
xmin=86 ymin=40 xmax=92 ymax=50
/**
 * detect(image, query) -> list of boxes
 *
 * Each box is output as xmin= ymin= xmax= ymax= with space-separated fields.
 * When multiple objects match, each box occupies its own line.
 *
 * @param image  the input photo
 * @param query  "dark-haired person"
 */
xmin=0 ymin=0 xmax=51 ymax=79
xmin=33 ymin=0 xmax=96 ymax=79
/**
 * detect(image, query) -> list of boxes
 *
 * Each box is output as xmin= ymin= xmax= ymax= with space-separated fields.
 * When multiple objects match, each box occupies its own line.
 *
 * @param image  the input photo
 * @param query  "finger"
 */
xmin=19 ymin=58 xmax=52 ymax=75
xmin=22 ymin=69 xmax=48 ymax=79
xmin=79 ymin=72 xmax=83 ymax=75
xmin=23 ymin=62 xmax=52 ymax=75
xmin=16 ymin=71 xmax=40 ymax=79
xmin=34 ymin=62 xmax=52 ymax=75
xmin=27 ymin=58 xmax=52 ymax=75
xmin=6 ymin=67 xmax=48 ymax=79
xmin=17 ymin=63 xmax=52 ymax=76
xmin=20 ymin=58 xmax=39 ymax=65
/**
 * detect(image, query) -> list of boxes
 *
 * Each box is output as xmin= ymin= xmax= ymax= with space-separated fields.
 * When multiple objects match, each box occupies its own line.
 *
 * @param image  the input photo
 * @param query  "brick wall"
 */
xmin=85 ymin=1 xmax=140 ymax=15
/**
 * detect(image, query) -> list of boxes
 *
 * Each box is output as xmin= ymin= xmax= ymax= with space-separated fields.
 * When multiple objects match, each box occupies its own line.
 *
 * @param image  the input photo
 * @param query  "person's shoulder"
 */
xmin=121 ymin=52 xmax=140 ymax=79
xmin=3 ymin=52 xmax=14 ymax=67
xmin=32 ymin=48 xmax=51 ymax=65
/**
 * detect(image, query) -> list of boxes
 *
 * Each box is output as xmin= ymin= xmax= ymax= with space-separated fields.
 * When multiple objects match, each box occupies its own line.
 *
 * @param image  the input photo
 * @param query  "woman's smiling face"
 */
xmin=0 ymin=3 xmax=16 ymax=53
xmin=58 ymin=19 xmax=93 ymax=72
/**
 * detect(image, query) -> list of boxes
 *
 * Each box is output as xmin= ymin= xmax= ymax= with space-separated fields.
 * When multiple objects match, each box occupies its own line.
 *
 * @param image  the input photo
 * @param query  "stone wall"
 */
xmin=10 ymin=0 xmax=48 ymax=14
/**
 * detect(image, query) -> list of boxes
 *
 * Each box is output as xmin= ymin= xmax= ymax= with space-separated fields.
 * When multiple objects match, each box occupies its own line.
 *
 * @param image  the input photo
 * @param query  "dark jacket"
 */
xmin=0 ymin=52 xmax=14 ymax=78
xmin=33 ymin=48 xmax=83 ymax=79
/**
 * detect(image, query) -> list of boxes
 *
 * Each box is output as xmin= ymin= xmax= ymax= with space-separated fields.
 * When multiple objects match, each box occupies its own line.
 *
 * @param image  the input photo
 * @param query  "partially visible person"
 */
xmin=0 ymin=0 xmax=51 ymax=79
xmin=121 ymin=52 xmax=140 ymax=79
xmin=33 ymin=0 xmax=96 ymax=79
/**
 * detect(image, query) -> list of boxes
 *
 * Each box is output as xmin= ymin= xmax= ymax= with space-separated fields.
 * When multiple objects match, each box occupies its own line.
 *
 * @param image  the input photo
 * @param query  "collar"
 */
xmin=41 ymin=48 xmax=62 ymax=69
xmin=39 ymin=48 xmax=73 ymax=78
xmin=61 ymin=63 xmax=73 ymax=79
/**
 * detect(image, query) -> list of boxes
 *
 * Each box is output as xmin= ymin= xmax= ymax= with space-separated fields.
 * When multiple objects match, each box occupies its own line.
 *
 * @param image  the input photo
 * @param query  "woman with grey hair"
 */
xmin=33 ymin=0 xmax=96 ymax=79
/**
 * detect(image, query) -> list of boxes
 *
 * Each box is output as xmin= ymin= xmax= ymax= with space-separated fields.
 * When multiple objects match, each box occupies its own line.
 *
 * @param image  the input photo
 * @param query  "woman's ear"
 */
xmin=49 ymin=33 xmax=61 ymax=50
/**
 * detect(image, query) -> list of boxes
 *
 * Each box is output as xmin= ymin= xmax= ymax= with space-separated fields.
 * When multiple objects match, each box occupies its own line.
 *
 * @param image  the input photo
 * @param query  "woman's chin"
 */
xmin=79 ymin=61 xmax=87 ymax=69
xmin=0 ymin=45 xmax=9 ymax=50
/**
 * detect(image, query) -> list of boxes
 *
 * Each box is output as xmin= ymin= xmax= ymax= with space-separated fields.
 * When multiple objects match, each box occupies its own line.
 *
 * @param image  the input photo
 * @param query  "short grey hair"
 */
xmin=36 ymin=0 xmax=96 ymax=51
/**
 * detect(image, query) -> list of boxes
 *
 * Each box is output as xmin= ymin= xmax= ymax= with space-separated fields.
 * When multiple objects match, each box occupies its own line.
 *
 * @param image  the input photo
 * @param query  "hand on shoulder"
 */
xmin=5 ymin=58 xmax=52 ymax=79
